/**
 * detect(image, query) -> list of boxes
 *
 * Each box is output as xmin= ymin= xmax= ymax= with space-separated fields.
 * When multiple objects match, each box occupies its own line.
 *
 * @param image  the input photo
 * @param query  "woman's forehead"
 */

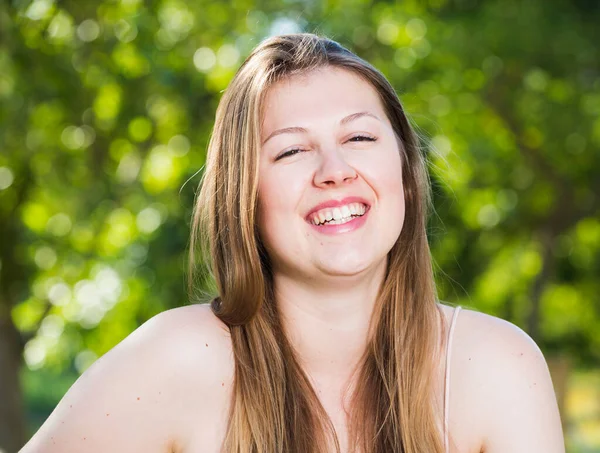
xmin=261 ymin=67 xmax=386 ymax=133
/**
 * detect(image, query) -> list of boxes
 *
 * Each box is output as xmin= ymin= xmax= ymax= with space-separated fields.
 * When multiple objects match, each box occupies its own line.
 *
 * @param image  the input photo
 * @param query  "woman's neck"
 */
xmin=273 ymin=260 xmax=387 ymax=385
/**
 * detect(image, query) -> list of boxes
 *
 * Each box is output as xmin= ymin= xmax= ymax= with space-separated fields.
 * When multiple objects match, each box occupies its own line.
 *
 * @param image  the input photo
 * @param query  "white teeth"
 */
xmin=310 ymin=203 xmax=368 ymax=226
xmin=349 ymin=203 xmax=366 ymax=216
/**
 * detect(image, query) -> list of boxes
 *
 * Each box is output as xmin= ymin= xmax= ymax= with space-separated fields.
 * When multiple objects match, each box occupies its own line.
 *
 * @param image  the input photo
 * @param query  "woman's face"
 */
xmin=257 ymin=66 xmax=405 ymax=281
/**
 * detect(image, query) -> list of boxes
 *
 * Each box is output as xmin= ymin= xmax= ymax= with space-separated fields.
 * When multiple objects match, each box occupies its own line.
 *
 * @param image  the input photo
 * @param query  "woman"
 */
xmin=20 ymin=33 xmax=564 ymax=453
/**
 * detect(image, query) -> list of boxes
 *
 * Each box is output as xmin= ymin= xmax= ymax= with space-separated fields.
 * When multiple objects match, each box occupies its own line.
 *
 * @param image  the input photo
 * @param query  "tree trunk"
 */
xmin=546 ymin=353 xmax=571 ymax=435
xmin=526 ymin=230 xmax=555 ymax=341
xmin=0 ymin=160 xmax=33 ymax=452
xmin=0 ymin=310 xmax=27 ymax=453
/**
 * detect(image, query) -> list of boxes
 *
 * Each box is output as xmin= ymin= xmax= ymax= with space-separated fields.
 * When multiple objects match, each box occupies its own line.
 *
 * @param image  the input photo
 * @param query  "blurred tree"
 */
xmin=0 ymin=0 xmax=598 ymax=451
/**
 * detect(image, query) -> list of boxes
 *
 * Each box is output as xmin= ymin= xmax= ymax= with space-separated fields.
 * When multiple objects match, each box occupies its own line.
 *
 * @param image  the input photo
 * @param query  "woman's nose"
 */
xmin=313 ymin=147 xmax=358 ymax=187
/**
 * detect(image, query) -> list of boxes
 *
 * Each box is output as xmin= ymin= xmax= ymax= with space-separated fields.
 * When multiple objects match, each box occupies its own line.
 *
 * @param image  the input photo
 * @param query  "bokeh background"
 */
xmin=1 ymin=0 xmax=599 ymax=452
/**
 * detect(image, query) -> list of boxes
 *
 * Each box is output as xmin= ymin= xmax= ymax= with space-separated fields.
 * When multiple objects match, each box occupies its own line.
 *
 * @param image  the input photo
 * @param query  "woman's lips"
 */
xmin=304 ymin=196 xmax=371 ymax=220
xmin=307 ymin=205 xmax=370 ymax=235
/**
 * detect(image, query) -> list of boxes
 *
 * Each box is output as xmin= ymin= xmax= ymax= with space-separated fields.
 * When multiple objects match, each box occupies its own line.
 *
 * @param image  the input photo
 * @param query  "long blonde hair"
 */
xmin=189 ymin=33 xmax=446 ymax=453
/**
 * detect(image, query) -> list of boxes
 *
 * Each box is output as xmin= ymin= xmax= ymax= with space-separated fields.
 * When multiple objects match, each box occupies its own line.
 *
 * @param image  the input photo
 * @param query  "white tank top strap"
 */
xmin=444 ymin=305 xmax=462 ymax=453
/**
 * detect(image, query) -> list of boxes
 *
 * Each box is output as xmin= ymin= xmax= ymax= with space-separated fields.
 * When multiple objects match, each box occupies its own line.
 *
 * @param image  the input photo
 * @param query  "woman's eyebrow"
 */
xmin=261 ymin=111 xmax=380 ymax=145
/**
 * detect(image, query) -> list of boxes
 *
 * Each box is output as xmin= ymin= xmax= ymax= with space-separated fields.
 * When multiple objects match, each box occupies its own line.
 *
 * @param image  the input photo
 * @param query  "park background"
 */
xmin=0 ymin=0 xmax=599 ymax=451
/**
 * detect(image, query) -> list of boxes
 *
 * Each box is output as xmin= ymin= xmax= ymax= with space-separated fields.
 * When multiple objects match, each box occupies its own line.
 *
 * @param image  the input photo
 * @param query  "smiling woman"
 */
xmin=19 ymin=33 xmax=564 ymax=453
xmin=186 ymin=33 xmax=564 ymax=453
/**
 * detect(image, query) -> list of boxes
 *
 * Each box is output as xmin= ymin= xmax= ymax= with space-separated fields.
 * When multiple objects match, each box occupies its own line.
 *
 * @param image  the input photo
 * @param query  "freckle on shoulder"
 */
xmin=155 ymin=303 xmax=234 ymax=369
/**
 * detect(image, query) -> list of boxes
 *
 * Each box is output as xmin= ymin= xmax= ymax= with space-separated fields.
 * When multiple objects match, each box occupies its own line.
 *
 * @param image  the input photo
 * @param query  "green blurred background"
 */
xmin=0 ymin=0 xmax=599 ymax=452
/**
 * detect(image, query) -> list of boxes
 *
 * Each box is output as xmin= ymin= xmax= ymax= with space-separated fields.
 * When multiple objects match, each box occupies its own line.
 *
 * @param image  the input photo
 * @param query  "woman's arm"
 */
xmin=471 ymin=314 xmax=565 ymax=453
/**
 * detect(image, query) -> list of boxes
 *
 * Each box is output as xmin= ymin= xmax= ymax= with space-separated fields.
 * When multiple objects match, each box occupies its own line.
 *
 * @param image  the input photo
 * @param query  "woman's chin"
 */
xmin=314 ymin=255 xmax=382 ymax=278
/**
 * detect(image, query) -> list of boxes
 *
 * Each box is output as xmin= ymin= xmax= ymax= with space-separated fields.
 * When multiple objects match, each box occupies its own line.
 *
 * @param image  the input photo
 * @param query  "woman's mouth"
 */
xmin=306 ymin=204 xmax=370 ymax=235
xmin=309 ymin=202 xmax=368 ymax=226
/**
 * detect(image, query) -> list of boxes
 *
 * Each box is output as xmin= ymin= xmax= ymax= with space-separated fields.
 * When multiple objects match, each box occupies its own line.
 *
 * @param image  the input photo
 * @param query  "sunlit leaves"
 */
xmin=157 ymin=1 xmax=195 ymax=45
xmin=98 ymin=208 xmax=137 ymax=255
xmin=76 ymin=19 xmax=100 ymax=43
xmin=0 ymin=51 xmax=16 ymax=98
xmin=136 ymin=206 xmax=163 ymax=235
xmin=93 ymin=83 xmax=122 ymax=125
xmin=128 ymin=117 xmax=153 ymax=142
xmin=60 ymin=125 xmax=95 ymax=151
xmin=21 ymin=202 xmax=51 ymax=233
xmin=46 ymin=10 xmax=74 ymax=45
xmin=1 ymin=0 xmax=598 ymax=446
xmin=12 ymin=297 xmax=48 ymax=333
xmin=112 ymin=43 xmax=150 ymax=78
xmin=541 ymin=284 xmax=593 ymax=339
xmin=23 ymin=0 xmax=54 ymax=22
xmin=575 ymin=218 xmax=600 ymax=249
xmin=0 ymin=167 xmax=15 ymax=190
xmin=377 ymin=21 xmax=400 ymax=45
xmin=34 ymin=246 xmax=57 ymax=270
xmin=565 ymin=371 xmax=600 ymax=449
xmin=193 ymin=47 xmax=216 ymax=72
xmin=69 ymin=223 xmax=95 ymax=253
xmin=115 ymin=150 xmax=142 ymax=183
xmin=140 ymin=145 xmax=185 ymax=193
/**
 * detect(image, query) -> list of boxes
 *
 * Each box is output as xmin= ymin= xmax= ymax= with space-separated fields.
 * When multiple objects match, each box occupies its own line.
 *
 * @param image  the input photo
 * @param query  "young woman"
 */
xmin=20 ymin=33 xmax=564 ymax=453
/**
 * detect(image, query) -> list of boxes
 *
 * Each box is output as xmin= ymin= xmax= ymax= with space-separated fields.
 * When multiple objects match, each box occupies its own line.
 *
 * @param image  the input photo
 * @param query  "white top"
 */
xmin=444 ymin=305 xmax=462 ymax=453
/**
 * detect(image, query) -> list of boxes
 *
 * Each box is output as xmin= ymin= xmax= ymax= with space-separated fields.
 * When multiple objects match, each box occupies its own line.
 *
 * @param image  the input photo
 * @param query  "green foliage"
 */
xmin=1 ymin=0 xmax=599 ymax=450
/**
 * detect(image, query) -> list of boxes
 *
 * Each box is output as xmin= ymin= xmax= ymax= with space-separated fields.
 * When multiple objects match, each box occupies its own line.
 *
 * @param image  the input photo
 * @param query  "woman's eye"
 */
xmin=348 ymin=134 xmax=376 ymax=143
xmin=276 ymin=135 xmax=376 ymax=160
xmin=276 ymin=148 xmax=305 ymax=160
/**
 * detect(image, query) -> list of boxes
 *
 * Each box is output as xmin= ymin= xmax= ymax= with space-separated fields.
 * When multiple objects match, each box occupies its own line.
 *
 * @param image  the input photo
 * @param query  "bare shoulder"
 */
xmin=447 ymin=306 xmax=565 ymax=453
xmin=20 ymin=303 xmax=234 ymax=453
xmin=145 ymin=303 xmax=235 ymax=388
xmin=150 ymin=302 xmax=234 ymax=366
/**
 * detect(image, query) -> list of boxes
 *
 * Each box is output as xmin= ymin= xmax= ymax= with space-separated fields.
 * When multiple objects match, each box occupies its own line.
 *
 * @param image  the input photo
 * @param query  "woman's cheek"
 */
xmin=258 ymin=168 xmax=306 ymax=224
xmin=359 ymin=155 xmax=403 ymax=191
xmin=376 ymin=147 xmax=403 ymax=188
